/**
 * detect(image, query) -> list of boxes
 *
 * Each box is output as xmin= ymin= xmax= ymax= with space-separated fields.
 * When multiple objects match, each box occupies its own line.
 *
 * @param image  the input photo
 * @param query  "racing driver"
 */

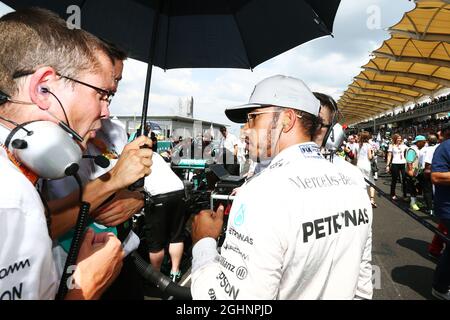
xmin=190 ymin=75 xmax=373 ymax=300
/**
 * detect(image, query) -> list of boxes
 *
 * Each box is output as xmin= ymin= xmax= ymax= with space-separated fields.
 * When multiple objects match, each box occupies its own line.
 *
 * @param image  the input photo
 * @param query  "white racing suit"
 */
xmin=191 ymin=142 xmax=373 ymax=300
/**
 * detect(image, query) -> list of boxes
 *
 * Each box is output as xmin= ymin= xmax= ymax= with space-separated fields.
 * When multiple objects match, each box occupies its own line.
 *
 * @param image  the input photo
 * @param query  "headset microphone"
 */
xmin=82 ymin=154 xmax=110 ymax=168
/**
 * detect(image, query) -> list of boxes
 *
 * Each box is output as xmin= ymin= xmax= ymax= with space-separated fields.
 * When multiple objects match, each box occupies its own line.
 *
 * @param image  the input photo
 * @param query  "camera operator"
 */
xmin=190 ymin=75 xmax=372 ymax=299
xmin=0 ymin=8 xmax=153 ymax=299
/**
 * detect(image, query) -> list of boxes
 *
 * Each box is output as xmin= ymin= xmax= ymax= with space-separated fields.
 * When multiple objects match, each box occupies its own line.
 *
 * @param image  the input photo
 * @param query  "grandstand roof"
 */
xmin=389 ymin=1 xmax=450 ymax=41
xmin=339 ymin=0 xmax=450 ymax=125
xmin=374 ymin=37 xmax=450 ymax=67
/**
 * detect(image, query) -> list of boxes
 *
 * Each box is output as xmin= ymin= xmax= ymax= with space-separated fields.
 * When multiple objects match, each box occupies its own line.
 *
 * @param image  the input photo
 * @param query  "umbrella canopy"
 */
xmin=3 ymin=0 xmax=342 ymax=135
xmin=4 ymin=0 xmax=341 ymax=70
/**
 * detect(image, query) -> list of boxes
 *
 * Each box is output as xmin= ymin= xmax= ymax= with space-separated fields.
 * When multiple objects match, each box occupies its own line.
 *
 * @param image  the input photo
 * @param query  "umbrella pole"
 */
xmin=140 ymin=0 xmax=162 ymax=136
xmin=129 ymin=1 xmax=162 ymax=190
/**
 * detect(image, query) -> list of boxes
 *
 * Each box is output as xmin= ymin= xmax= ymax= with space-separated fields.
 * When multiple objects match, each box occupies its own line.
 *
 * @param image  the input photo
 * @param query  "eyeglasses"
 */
xmin=12 ymin=70 xmax=115 ymax=105
xmin=59 ymin=75 xmax=115 ymax=105
xmin=246 ymin=110 xmax=283 ymax=126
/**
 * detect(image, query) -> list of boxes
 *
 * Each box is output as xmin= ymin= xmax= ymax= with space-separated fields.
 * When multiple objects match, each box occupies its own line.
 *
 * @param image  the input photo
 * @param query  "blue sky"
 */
xmin=0 ymin=0 xmax=417 ymax=134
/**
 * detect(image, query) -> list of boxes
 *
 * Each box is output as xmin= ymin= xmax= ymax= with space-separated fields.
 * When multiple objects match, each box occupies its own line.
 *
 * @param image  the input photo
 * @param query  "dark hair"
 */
xmin=101 ymin=38 xmax=128 ymax=61
xmin=313 ymin=92 xmax=338 ymax=114
xmin=427 ymin=134 xmax=438 ymax=146
xmin=293 ymin=109 xmax=322 ymax=137
xmin=220 ymin=126 xmax=227 ymax=132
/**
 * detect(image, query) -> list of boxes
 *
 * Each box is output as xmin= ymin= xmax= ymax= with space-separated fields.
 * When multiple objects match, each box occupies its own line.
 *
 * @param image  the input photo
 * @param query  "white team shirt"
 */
xmin=424 ymin=144 xmax=439 ymax=165
xmin=144 ymin=153 xmax=184 ymax=196
xmin=191 ymin=142 xmax=373 ymax=300
xmin=388 ymin=144 xmax=407 ymax=164
xmin=219 ymin=133 xmax=239 ymax=154
xmin=0 ymin=127 xmax=58 ymax=300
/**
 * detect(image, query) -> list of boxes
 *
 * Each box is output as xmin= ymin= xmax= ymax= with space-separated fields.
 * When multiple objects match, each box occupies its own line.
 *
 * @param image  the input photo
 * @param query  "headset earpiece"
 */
xmin=0 ymin=90 xmax=10 ymax=105
xmin=39 ymin=86 xmax=50 ymax=94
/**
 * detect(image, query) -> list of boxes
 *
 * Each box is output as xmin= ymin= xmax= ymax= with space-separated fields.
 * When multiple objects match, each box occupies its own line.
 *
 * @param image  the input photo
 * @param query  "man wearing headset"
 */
xmin=190 ymin=75 xmax=372 ymax=299
xmin=314 ymin=93 xmax=368 ymax=193
xmin=46 ymin=43 xmax=149 ymax=300
xmin=0 ymin=8 xmax=152 ymax=299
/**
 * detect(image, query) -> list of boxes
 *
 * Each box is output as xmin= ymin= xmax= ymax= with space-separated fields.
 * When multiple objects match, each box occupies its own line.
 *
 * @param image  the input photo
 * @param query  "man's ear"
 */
xmin=28 ymin=67 xmax=58 ymax=111
xmin=282 ymin=110 xmax=296 ymax=133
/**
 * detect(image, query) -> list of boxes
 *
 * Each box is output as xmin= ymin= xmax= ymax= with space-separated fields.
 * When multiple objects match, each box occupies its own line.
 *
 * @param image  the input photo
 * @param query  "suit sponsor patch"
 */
xmin=302 ymin=208 xmax=370 ymax=243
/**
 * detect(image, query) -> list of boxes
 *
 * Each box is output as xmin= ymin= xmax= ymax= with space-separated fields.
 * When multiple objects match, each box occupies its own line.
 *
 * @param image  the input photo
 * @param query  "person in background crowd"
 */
xmin=387 ymin=134 xmax=407 ymax=201
xmin=217 ymin=126 xmax=240 ymax=175
xmin=406 ymin=136 xmax=414 ymax=147
xmin=405 ymin=135 xmax=427 ymax=211
xmin=369 ymin=137 xmax=380 ymax=180
xmin=344 ymin=135 xmax=358 ymax=164
xmin=143 ymin=150 xmax=187 ymax=283
xmin=356 ymin=131 xmax=377 ymax=208
xmin=423 ymin=134 xmax=438 ymax=215
xmin=430 ymin=122 xmax=450 ymax=300
xmin=237 ymin=132 xmax=249 ymax=175
xmin=427 ymin=130 xmax=448 ymax=261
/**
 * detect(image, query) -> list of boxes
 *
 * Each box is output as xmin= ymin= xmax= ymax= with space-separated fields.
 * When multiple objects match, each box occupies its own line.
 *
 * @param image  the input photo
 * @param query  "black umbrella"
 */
xmin=3 ymin=0 xmax=341 ymax=131
xmin=2 ymin=0 xmax=343 ymax=299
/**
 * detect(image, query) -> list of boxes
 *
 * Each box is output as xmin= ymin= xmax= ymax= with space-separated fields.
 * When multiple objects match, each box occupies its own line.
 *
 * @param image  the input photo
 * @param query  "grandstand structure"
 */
xmin=338 ymin=0 xmax=450 ymax=129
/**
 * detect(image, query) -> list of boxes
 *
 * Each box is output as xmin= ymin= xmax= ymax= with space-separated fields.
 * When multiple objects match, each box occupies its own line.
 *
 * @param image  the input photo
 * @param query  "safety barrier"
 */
xmin=365 ymin=178 xmax=450 ymax=245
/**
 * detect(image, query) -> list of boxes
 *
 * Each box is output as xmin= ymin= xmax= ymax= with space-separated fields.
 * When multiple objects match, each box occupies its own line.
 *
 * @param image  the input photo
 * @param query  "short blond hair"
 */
xmin=0 ymin=7 xmax=110 ymax=96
